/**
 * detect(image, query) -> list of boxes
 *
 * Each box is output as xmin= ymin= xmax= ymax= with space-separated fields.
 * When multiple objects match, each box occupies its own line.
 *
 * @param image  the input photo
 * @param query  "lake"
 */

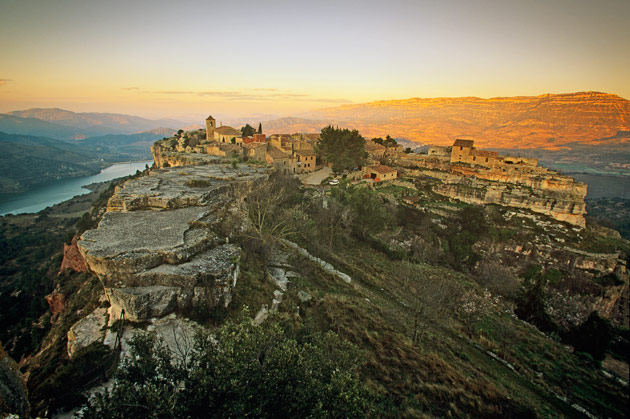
xmin=0 ymin=161 xmax=152 ymax=215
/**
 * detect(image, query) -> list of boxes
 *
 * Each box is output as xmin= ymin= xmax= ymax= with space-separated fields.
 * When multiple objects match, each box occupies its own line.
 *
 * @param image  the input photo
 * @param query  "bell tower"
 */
xmin=205 ymin=115 xmax=216 ymax=142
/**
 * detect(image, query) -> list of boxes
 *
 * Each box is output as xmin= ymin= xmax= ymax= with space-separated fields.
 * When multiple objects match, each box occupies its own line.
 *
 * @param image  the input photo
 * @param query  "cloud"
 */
xmin=152 ymin=90 xmax=196 ymax=95
xmin=0 ymin=79 xmax=11 ymax=86
xmin=123 ymin=86 xmax=351 ymax=104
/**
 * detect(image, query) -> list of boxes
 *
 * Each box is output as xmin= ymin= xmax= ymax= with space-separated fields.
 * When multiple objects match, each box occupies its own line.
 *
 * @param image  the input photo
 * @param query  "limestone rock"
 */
xmin=77 ymin=163 xmax=265 ymax=328
xmin=67 ymin=307 xmax=109 ymax=358
xmin=106 ymin=287 xmax=179 ymax=322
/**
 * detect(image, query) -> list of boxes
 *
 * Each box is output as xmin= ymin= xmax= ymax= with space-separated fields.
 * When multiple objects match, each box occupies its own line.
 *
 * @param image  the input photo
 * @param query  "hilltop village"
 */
xmin=151 ymin=115 xmax=587 ymax=227
xmin=3 ymin=114 xmax=626 ymax=419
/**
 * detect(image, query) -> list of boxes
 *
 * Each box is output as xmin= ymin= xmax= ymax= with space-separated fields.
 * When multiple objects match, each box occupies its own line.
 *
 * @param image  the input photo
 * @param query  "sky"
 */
xmin=0 ymin=0 xmax=628 ymax=121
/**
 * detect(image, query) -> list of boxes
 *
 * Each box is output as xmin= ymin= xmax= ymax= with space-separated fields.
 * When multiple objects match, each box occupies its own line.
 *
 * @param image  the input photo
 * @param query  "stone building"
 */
xmin=215 ymin=126 xmax=243 ymax=144
xmin=242 ymin=142 xmax=267 ymax=161
xmin=266 ymin=146 xmax=291 ymax=173
xmin=449 ymin=139 xmax=538 ymax=169
xmin=365 ymin=164 xmax=398 ymax=182
xmin=365 ymin=140 xmax=387 ymax=160
xmin=205 ymin=115 xmax=216 ymax=142
xmin=294 ymin=150 xmax=317 ymax=173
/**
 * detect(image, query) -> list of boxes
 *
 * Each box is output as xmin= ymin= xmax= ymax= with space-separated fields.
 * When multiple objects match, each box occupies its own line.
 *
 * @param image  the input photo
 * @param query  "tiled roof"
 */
xmin=471 ymin=150 xmax=498 ymax=157
xmin=215 ymin=126 xmax=241 ymax=136
xmin=366 ymin=141 xmax=386 ymax=151
xmin=295 ymin=150 xmax=316 ymax=157
xmin=369 ymin=165 xmax=397 ymax=174
xmin=267 ymin=147 xmax=289 ymax=159
xmin=242 ymin=142 xmax=266 ymax=149
xmin=453 ymin=139 xmax=474 ymax=147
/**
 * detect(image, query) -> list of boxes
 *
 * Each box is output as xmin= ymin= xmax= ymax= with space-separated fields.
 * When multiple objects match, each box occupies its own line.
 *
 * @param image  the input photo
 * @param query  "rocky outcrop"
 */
xmin=58 ymin=236 xmax=88 ymax=273
xmin=0 ymin=343 xmax=30 ymax=418
xmin=433 ymin=175 xmax=586 ymax=227
xmin=401 ymin=154 xmax=587 ymax=227
xmin=67 ymin=307 xmax=109 ymax=358
xmin=77 ymin=164 xmax=266 ymax=325
xmin=151 ymin=141 xmax=227 ymax=169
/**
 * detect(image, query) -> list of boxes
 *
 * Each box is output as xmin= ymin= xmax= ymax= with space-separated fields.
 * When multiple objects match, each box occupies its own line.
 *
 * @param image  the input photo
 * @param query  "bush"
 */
xmin=80 ymin=315 xmax=374 ymax=418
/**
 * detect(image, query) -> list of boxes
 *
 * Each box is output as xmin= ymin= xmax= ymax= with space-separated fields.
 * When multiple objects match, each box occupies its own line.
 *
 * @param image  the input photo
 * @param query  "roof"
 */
xmin=453 ymin=139 xmax=474 ymax=148
xmin=215 ymin=126 xmax=241 ymax=136
xmin=266 ymin=146 xmax=289 ymax=160
xmin=369 ymin=165 xmax=397 ymax=174
xmin=471 ymin=149 xmax=499 ymax=158
xmin=366 ymin=141 xmax=386 ymax=151
xmin=295 ymin=150 xmax=316 ymax=157
xmin=206 ymin=115 xmax=215 ymax=120
xmin=242 ymin=142 xmax=266 ymax=149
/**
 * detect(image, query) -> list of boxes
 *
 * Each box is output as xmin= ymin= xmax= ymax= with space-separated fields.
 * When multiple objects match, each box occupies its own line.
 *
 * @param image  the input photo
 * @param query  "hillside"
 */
xmin=72 ymin=131 xmax=174 ymax=161
xmin=1 ymin=108 xmax=186 ymax=140
xmin=0 ymin=131 xmax=168 ymax=194
xmin=259 ymin=92 xmax=629 ymax=150
xmin=0 ymin=132 xmax=102 ymax=194
xmin=4 ymin=162 xmax=624 ymax=417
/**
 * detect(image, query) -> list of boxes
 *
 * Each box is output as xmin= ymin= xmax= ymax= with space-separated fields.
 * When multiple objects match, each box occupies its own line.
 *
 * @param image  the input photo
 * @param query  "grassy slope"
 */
xmin=227 ymin=190 xmax=628 ymax=417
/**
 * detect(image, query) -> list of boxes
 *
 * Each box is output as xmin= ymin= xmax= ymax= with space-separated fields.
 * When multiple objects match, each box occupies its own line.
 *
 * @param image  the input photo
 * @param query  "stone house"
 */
xmin=294 ymin=150 xmax=317 ymax=173
xmin=365 ymin=140 xmax=387 ymax=160
xmin=215 ymin=126 xmax=243 ymax=144
xmin=269 ymin=134 xmax=293 ymax=152
xmin=449 ymin=139 xmax=538 ymax=169
xmin=242 ymin=142 xmax=267 ymax=162
xmin=450 ymin=139 xmax=501 ymax=167
xmin=266 ymin=146 xmax=291 ymax=174
xmin=364 ymin=164 xmax=398 ymax=182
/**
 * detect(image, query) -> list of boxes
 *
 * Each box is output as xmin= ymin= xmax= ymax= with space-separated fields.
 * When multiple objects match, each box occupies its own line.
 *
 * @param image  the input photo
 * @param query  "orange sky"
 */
xmin=1 ymin=0 xmax=628 ymax=121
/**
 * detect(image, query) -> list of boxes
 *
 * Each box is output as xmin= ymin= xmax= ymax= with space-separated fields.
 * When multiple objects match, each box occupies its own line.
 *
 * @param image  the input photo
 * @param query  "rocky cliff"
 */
xmin=288 ymin=91 xmax=629 ymax=149
xmin=69 ymin=163 xmax=266 ymax=356
xmin=151 ymin=140 xmax=227 ymax=169
xmin=402 ymin=154 xmax=588 ymax=227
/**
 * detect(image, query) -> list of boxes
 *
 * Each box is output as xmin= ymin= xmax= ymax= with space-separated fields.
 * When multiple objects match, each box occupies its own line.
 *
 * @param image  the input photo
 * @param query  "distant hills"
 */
xmin=0 ymin=132 xmax=102 ymax=194
xmin=259 ymin=92 xmax=629 ymax=150
xmin=0 ymin=108 xmax=186 ymax=140
xmin=0 ymin=129 xmax=170 ymax=194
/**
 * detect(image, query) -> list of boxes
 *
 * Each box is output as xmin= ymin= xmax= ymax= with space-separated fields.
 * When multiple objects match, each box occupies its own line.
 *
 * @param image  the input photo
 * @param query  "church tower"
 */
xmin=205 ymin=115 xmax=216 ymax=142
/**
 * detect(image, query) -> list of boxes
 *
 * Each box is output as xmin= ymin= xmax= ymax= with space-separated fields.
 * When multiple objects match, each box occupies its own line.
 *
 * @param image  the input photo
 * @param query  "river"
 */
xmin=0 ymin=161 xmax=152 ymax=215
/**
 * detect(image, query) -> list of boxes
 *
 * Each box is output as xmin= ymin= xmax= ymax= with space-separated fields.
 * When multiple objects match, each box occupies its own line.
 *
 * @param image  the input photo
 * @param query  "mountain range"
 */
xmin=0 ymin=108 xmax=187 ymax=140
xmin=257 ymin=92 xmax=629 ymax=150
